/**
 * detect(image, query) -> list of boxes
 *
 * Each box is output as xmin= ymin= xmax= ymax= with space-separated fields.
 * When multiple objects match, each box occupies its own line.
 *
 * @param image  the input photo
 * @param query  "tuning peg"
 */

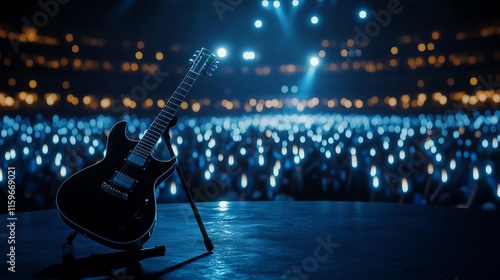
xmin=188 ymin=58 xmax=194 ymax=65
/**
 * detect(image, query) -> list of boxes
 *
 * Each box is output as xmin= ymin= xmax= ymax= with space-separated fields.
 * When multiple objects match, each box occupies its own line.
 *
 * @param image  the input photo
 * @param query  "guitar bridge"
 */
xmin=101 ymin=182 xmax=129 ymax=200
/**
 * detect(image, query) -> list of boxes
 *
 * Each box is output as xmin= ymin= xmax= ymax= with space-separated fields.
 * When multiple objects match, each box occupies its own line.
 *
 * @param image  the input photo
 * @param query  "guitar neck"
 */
xmin=133 ymin=70 xmax=199 ymax=157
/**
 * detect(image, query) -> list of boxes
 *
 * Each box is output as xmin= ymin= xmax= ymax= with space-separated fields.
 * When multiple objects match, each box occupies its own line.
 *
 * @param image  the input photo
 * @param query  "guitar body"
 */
xmin=56 ymin=121 xmax=177 ymax=250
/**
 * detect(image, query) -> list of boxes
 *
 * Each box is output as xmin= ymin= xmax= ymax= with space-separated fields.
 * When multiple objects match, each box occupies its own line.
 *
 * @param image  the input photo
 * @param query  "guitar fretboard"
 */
xmin=131 ymin=70 xmax=199 ymax=159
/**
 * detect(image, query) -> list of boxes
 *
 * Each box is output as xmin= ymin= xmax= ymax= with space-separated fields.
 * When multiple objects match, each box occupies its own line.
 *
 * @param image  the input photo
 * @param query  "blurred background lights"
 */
xmin=311 ymin=16 xmax=319 ymax=24
xmin=254 ymin=19 xmax=263 ymax=28
xmin=359 ymin=10 xmax=367 ymax=19
xmin=216 ymin=47 xmax=227 ymax=58
xmin=243 ymin=51 xmax=256 ymax=60
xmin=310 ymin=56 xmax=319 ymax=66
xmin=273 ymin=0 xmax=280 ymax=8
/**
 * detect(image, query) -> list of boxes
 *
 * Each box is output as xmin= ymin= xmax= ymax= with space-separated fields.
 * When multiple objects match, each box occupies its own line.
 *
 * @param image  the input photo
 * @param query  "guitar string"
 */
xmin=108 ymin=70 xmax=200 ymax=195
xmin=109 ymin=71 xmax=198 ymax=194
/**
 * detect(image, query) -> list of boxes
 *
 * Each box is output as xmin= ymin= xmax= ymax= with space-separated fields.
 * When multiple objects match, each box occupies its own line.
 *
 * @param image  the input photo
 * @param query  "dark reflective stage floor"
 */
xmin=1 ymin=201 xmax=499 ymax=279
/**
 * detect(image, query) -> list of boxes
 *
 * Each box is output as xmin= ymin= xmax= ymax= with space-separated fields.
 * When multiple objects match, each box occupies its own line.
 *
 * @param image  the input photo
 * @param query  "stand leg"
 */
xmin=62 ymin=231 xmax=78 ymax=263
xmin=164 ymin=117 xmax=214 ymax=252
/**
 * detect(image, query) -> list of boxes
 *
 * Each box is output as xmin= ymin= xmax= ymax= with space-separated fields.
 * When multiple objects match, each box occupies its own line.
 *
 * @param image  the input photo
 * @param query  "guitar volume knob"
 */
xmin=135 ymin=211 xmax=144 ymax=220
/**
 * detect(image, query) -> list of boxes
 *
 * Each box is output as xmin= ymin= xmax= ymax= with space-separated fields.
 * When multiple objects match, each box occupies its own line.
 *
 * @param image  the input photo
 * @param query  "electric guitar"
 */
xmin=56 ymin=48 xmax=218 ymax=250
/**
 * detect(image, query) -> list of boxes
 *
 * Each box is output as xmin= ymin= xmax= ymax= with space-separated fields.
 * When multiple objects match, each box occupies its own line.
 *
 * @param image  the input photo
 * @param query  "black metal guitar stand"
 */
xmin=163 ymin=116 xmax=214 ymax=252
xmin=60 ymin=116 xmax=213 ymax=266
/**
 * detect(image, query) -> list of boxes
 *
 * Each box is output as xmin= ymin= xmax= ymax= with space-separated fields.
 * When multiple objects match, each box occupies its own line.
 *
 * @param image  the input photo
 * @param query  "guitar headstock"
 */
xmin=189 ymin=48 xmax=219 ymax=76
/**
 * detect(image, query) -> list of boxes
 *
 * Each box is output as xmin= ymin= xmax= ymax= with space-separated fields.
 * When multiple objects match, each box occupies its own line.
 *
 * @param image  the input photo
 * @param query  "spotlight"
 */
xmin=292 ymin=0 xmax=299 ymax=7
xmin=254 ymin=19 xmax=263 ymax=28
xmin=309 ymin=56 xmax=319 ymax=66
xmin=311 ymin=16 xmax=319 ymax=24
xmin=262 ymin=0 xmax=269 ymax=7
xmin=358 ymin=10 xmax=367 ymax=19
xmin=217 ymin=48 xmax=227 ymax=58
xmin=273 ymin=0 xmax=280 ymax=8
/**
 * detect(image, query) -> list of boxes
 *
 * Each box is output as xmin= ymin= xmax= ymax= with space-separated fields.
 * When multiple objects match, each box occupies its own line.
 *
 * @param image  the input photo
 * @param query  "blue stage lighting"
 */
xmin=292 ymin=0 xmax=299 ymax=7
xmin=217 ymin=48 xmax=227 ymax=58
xmin=273 ymin=0 xmax=280 ymax=8
xmin=311 ymin=16 xmax=319 ymax=24
xmin=358 ymin=10 xmax=367 ymax=19
xmin=254 ymin=19 xmax=263 ymax=28
xmin=262 ymin=0 xmax=269 ymax=7
xmin=310 ymin=56 xmax=319 ymax=66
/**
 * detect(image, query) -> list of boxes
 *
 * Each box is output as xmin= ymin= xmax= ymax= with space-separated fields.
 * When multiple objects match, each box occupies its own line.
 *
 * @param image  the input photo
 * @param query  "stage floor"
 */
xmin=1 ymin=201 xmax=499 ymax=279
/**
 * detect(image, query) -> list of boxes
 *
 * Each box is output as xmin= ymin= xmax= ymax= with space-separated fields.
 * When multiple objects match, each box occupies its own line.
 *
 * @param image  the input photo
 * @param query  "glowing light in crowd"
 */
xmin=259 ymin=154 xmax=265 ymax=166
xmin=170 ymin=181 xmax=177 ymax=195
xmin=273 ymin=0 xmax=280 ymax=8
xmin=60 ymin=166 xmax=67 ymax=177
xmin=450 ymin=159 xmax=456 ymax=170
xmin=42 ymin=144 xmax=48 ymax=154
xmin=441 ymin=169 xmax=448 ymax=183
xmin=373 ymin=176 xmax=379 ymax=188
xmin=292 ymin=0 xmax=299 ymax=7
xmin=473 ymin=167 xmax=479 ymax=181
xmin=228 ymin=155 xmax=234 ymax=165
xmin=351 ymin=155 xmax=358 ymax=168
xmin=241 ymin=174 xmax=248 ymax=188
xmin=358 ymin=10 xmax=367 ymax=19
xmin=370 ymin=148 xmax=376 ymax=157
xmin=217 ymin=48 xmax=227 ymax=58
xmin=402 ymin=178 xmax=408 ymax=193
xmin=370 ymin=165 xmax=377 ymax=177
xmin=204 ymin=170 xmax=211 ymax=180
xmin=399 ymin=150 xmax=406 ymax=160
xmin=435 ymin=153 xmax=442 ymax=162
xmin=36 ymin=155 xmax=42 ymax=165
xmin=388 ymin=154 xmax=394 ymax=165
xmin=485 ymin=164 xmax=492 ymax=175
xmin=262 ymin=0 xmax=269 ymax=7
xmin=270 ymin=175 xmax=276 ymax=187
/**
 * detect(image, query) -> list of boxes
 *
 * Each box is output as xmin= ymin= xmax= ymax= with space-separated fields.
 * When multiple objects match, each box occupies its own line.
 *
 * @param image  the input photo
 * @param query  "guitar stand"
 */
xmin=60 ymin=116 xmax=213 ymax=268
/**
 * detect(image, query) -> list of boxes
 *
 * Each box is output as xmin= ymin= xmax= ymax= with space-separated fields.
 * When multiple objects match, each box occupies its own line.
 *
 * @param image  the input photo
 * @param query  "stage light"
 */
xmin=273 ymin=0 xmax=280 ymax=8
xmin=243 ymin=51 xmax=256 ymax=60
xmin=291 ymin=85 xmax=299 ymax=93
xmin=310 ymin=56 xmax=319 ymax=66
xmin=311 ymin=16 xmax=319 ymax=24
xmin=292 ymin=0 xmax=299 ymax=6
xmin=373 ymin=176 xmax=379 ymax=188
xmin=358 ymin=10 xmax=367 ymax=19
xmin=217 ymin=47 xmax=227 ymax=58
xmin=254 ymin=19 xmax=263 ymax=28
xmin=262 ymin=0 xmax=269 ymax=7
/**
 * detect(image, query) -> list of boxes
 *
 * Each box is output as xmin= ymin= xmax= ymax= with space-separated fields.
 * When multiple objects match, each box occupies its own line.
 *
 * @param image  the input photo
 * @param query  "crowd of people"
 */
xmin=1 ymin=109 xmax=500 ymax=213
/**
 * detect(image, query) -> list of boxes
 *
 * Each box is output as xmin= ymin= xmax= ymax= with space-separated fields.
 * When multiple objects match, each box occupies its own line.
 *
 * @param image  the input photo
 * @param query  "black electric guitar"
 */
xmin=56 ymin=48 xmax=218 ymax=250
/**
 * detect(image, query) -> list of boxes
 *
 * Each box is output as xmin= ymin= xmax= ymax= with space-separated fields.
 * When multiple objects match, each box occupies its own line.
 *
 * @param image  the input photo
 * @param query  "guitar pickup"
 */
xmin=111 ymin=171 xmax=137 ymax=191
